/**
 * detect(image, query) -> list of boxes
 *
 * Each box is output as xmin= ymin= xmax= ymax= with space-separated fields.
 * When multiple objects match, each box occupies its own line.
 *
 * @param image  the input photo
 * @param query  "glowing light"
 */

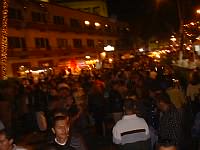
xmin=186 ymin=46 xmax=191 ymax=51
xmin=84 ymin=20 xmax=90 ymax=25
xmin=85 ymin=56 xmax=91 ymax=59
xmin=94 ymin=22 xmax=101 ymax=27
xmin=105 ymin=24 xmax=108 ymax=27
xmin=190 ymin=22 xmax=195 ymax=26
xmin=197 ymin=9 xmax=200 ymax=14
xmin=108 ymin=58 xmax=113 ymax=63
xmin=1 ymin=0 xmax=9 ymax=79
xmin=100 ymin=52 xmax=106 ymax=59
xmin=170 ymin=36 xmax=176 ymax=42
xmin=104 ymin=45 xmax=114 ymax=51
xmin=139 ymin=48 xmax=144 ymax=52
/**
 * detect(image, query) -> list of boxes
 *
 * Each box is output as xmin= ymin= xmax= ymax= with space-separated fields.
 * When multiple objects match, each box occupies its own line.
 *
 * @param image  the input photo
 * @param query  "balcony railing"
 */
xmin=8 ymin=19 xmax=123 ymax=36
xmin=8 ymin=46 xmax=100 ymax=58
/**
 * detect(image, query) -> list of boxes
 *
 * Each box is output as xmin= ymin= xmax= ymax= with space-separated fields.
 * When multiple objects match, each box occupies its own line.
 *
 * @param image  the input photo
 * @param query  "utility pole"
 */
xmin=176 ymin=0 xmax=184 ymax=57
xmin=0 ymin=0 xmax=9 ymax=79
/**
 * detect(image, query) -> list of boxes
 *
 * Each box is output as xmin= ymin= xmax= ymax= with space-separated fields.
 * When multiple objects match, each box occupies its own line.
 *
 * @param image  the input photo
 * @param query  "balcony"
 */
xmin=8 ymin=46 xmax=98 ymax=58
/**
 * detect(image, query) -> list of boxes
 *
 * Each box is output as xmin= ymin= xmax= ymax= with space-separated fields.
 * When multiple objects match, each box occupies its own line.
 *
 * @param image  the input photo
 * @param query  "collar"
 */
xmin=122 ymin=114 xmax=137 ymax=120
xmin=55 ymin=138 xmax=67 ymax=146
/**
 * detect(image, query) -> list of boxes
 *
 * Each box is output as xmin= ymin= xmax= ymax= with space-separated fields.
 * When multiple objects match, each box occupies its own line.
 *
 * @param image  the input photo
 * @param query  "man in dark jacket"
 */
xmin=157 ymin=92 xmax=183 ymax=149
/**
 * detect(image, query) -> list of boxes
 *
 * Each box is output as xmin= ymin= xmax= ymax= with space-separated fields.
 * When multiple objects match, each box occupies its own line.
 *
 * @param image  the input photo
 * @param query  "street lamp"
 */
xmin=1 ymin=0 xmax=9 ymax=79
xmin=197 ymin=9 xmax=200 ymax=15
xmin=104 ymin=45 xmax=115 ymax=52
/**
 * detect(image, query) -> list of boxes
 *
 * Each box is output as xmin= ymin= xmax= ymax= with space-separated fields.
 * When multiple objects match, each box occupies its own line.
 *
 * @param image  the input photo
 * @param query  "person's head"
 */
xmin=57 ymin=83 xmax=71 ymax=98
xmin=0 ymin=129 xmax=13 ymax=150
xmin=158 ymin=140 xmax=177 ymax=150
xmin=158 ymin=146 xmax=177 ymax=150
xmin=123 ymin=98 xmax=137 ymax=115
xmin=156 ymin=92 xmax=172 ymax=112
xmin=52 ymin=116 xmax=70 ymax=144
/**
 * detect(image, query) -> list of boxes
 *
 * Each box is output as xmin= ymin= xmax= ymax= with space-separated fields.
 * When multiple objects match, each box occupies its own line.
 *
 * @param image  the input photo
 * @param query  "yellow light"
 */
xmin=197 ymin=9 xmax=200 ymax=14
xmin=190 ymin=22 xmax=195 ymax=26
xmin=1 ymin=0 xmax=9 ymax=79
xmin=85 ymin=56 xmax=91 ymax=59
xmin=108 ymin=58 xmax=113 ymax=63
xmin=84 ymin=20 xmax=90 ymax=25
xmin=94 ymin=22 xmax=101 ymax=27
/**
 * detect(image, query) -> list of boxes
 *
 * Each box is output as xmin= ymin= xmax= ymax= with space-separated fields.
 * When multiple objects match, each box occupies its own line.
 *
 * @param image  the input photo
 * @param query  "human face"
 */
xmin=52 ymin=118 xmax=70 ymax=143
xmin=0 ymin=134 xmax=13 ymax=150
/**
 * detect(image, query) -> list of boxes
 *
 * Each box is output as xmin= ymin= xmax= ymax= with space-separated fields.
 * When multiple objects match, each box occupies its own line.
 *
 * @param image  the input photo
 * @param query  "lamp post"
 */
xmin=0 ymin=0 xmax=9 ymax=79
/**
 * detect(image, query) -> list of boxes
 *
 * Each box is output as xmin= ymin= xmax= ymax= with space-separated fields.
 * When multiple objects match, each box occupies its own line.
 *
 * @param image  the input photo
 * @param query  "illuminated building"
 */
xmin=0 ymin=0 xmax=132 ymax=77
xmin=52 ymin=0 xmax=108 ymax=17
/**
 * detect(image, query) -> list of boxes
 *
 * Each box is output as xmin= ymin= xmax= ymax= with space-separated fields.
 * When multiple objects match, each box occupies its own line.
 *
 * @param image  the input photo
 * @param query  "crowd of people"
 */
xmin=0 ymin=56 xmax=200 ymax=150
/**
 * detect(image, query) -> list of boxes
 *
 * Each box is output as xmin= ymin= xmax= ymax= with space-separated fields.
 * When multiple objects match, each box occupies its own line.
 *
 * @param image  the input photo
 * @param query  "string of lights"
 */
xmin=1 ymin=0 xmax=9 ymax=79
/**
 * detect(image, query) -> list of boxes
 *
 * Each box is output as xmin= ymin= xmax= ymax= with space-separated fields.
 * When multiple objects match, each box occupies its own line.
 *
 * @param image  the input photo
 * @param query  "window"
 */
xmin=8 ymin=8 xmax=23 ymax=20
xmin=87 ymin=39 xmax=94 ymax=48
xmin=93 ymin=7 xmax=100 ymax=15
xmin=70 ymin=19 xmax=81 ymax=28
xmin=35 ymin=38 xmax=49 ymax=49
xmin=73 ymin=39 xmax=82 ymax=48
xmin=32 ymin=11 xmax=47 ymax=23
xmin=57 ymin=38 xmax=68 ymax=48
xmin=83 ymin=8 xmax=90 ymax=13
xmin=8 ymin=37 xmax=26 ymax=49
xmin=53 ymin=16 xmax=64 ymax=25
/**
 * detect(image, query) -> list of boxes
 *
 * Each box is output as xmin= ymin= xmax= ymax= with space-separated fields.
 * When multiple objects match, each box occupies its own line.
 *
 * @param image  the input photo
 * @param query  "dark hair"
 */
xmin=158 ymin=139 xmax=177 ymax=149
xmin=52 ymin=116 xmax=69 ymax=128
xmin=123 ymin=98 xmax=137 ymax=112
xmin=0 ymin=129 xmax=12 ymax=140
xmin=156 ymin=92 xmax=172 ymax=105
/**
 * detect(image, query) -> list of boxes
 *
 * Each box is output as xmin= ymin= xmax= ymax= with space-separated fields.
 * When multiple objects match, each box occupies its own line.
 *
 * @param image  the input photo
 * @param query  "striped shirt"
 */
xmin=112 ymin=114 xmax=150 ymax=145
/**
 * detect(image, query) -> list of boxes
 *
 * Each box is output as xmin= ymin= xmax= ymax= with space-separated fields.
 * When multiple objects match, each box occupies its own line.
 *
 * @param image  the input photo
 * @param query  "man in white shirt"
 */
xmin=112 ymin=98 xmax=150 ymax=150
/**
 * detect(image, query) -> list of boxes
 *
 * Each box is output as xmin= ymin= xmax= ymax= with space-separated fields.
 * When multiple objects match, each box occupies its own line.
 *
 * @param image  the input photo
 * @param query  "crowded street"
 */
xmin=0 ymin=54 xmax=199 ymax=150
xmin=1 ymin=0 xmax=200 ymax=150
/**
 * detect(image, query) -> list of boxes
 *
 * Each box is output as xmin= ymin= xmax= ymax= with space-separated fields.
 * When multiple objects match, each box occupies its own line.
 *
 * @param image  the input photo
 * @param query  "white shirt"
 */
xmin=112 ymin=114 xmax=150 ymax=145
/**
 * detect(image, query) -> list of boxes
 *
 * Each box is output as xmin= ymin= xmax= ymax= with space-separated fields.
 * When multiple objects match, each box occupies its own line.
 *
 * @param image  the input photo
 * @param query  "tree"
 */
xmin=0 ymin=0 xmax=9 ymax=79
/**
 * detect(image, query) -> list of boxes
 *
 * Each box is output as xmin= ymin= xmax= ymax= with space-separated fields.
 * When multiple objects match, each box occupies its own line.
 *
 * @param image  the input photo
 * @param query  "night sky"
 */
xmin=107 ymin=0 xmax=198 ymax=40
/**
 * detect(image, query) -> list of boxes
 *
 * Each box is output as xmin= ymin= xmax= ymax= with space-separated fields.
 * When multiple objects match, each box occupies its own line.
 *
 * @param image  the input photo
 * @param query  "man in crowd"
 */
xmin=112 ymin=98 xmax=150 ymax=150
xmin=156 ymin=92 xmax=183 ymax=149
xmin=48 ymin=115 xmax=75 ymax=150
xmin=0 ymin=129 xmax=27 ymax=150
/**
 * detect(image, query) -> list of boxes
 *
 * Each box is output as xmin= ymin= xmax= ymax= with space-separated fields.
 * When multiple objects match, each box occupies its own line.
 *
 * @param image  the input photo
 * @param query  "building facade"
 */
xmin=0 ymin=0 xmax=132 ymax=77
xmin=53 ymin=0 xmax=109 ymax=17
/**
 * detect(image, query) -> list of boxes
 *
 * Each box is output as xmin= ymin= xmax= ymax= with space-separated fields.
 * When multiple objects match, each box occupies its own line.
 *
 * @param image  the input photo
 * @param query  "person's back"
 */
xmin=112 ymin=99 xmax=150 ymax=150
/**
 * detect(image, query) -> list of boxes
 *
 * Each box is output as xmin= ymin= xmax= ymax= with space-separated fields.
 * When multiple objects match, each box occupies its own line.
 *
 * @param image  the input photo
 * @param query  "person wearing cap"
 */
xmin=112 ymin=98 xmax=150 ymax=150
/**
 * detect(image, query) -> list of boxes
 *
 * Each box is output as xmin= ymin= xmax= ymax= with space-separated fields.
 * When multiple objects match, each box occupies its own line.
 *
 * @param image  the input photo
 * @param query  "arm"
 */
xmin=112 ymin=124 xmax=122 ymax=145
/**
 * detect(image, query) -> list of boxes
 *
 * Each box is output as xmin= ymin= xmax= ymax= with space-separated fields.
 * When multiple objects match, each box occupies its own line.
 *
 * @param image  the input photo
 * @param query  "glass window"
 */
xmin=87 ymin=39 xmax=94 ymax=48
xmin=53 ymin=16 xmax=64 ymax=25
xmin=35 ymin=38 xmax=49 ymax=48
xmin=73 ymin=39 xmax=82 ymax=48
xmin=8 ymin=8 xmax=23 ymax=20
xmin=93 ymin=7 xmax=100 ymax=15
xmin=32 ymin=11 xmax=47 ymax=23
xmin=57 ymin=38 xmax=68 ymax=48
xmin=70 ymin=19 xmax=81 ymax=28
xmin=8 ymin=37 xmax=26 ymax=48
